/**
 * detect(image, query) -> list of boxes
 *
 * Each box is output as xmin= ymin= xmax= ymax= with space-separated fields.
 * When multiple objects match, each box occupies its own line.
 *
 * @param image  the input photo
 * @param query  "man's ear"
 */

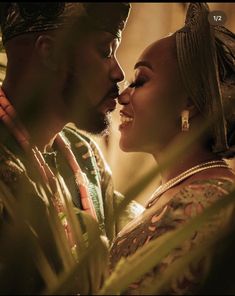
xmin=34 ymin=35 xmax=58 ymax=71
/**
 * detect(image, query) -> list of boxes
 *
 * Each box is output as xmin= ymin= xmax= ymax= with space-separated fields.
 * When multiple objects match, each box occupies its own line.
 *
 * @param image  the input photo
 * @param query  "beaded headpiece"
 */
xmin=0 ymin=2 xmax=131 ymax=44
xmin=176 ymin=3 xmax=235 ymax=157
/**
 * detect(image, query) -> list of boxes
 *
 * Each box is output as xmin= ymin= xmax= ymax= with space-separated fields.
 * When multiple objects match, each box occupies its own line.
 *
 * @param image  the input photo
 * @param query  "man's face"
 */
xmin=63 ymin=30 xmax=125 ymax=135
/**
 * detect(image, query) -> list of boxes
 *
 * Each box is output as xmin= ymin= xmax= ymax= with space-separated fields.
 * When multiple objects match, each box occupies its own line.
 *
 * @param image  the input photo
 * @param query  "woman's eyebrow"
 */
xmin=134 ymin=61 xmax=153 ymax=70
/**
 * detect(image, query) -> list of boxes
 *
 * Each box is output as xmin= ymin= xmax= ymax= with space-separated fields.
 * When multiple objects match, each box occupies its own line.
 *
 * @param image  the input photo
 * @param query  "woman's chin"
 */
xmin=119 ymin=137 xmax=137 ymax=152
xmin=119 ymin=138 xmax=132 ymax=152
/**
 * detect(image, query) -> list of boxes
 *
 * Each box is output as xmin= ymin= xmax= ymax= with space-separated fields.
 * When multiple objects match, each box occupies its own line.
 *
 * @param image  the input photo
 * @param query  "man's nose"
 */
xmin=111 ymin=59 xmax=125 ymax=83
xmin=118 ymin=87 xmax=131 ymax=105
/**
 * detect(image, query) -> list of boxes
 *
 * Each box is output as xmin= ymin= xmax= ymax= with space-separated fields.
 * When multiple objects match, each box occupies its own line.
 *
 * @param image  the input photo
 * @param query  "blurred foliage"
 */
xmin=0 ymin=36 xmax=6 ymax=83
xmin=1 ymin=167 xmax=235 ymax=295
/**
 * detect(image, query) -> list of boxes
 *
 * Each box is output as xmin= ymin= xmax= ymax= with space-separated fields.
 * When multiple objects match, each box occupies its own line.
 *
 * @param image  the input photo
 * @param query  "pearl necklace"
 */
xmin=146 ymin=160 xmax=229 ymax=208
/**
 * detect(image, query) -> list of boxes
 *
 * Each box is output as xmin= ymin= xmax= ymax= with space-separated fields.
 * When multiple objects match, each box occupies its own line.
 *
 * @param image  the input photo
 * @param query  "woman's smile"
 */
xmin=119 ymin=110 xmax=134 ymax=130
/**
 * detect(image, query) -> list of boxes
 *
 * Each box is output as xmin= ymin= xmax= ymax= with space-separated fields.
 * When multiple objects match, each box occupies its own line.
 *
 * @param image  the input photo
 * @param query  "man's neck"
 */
xmin=1 ymin=79 xmax=66 ymax=151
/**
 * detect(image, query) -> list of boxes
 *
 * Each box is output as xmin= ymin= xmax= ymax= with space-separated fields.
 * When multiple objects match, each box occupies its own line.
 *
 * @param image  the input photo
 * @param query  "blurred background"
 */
xmin=91 ymin=2 xmax=235 ymax=205
xmin=0 ymin=3 xmax=234 ymax=205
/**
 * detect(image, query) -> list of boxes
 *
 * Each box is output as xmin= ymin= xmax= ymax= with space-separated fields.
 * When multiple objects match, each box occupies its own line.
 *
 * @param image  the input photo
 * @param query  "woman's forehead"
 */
xmin=138 ymin=35 xmax=177 ymax=70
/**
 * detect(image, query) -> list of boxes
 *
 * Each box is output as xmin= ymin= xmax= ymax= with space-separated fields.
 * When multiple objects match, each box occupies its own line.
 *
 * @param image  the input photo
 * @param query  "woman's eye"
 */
xmin=129 ymin=79 xmax=146 ymax=88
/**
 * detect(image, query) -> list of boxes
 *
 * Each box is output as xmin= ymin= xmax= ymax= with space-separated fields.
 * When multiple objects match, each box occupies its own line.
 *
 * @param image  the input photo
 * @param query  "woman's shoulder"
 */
xmin=176 ymin=178 xmax=234 ymax=199
xmin=146 ymin=177 xmax=234 ymax=217
xmin=179 ymin=165 xmax=235 ymax=194
xmin=166 ymin=177 xmax=235 ymax=218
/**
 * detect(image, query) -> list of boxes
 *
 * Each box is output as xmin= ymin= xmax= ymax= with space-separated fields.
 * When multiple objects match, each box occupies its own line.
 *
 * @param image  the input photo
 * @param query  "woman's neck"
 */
xmin=152 ymin=136 xmax=222 ymax=185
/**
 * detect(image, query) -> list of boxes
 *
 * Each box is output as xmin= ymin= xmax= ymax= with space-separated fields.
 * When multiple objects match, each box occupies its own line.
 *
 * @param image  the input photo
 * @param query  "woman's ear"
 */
xmin=34 ymin=35 xmax=58 ymax=71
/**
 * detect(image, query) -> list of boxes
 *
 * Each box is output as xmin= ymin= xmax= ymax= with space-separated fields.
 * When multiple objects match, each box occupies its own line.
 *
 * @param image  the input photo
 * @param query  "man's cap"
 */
xmin=0 ymin=2 xmax=131 ymax=44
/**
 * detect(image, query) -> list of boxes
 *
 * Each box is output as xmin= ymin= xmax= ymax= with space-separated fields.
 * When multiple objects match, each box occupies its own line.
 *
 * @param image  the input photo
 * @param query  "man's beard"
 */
xmin=75 ymin=107 xmax=112 ymax=136
xmin=63 ymin=65 xmax=112 ymax=135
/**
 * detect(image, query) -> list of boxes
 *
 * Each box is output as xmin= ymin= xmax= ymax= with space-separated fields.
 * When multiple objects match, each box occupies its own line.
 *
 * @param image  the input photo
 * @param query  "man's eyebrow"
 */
xmin=134 ymin=61 xmax=153 ymax=70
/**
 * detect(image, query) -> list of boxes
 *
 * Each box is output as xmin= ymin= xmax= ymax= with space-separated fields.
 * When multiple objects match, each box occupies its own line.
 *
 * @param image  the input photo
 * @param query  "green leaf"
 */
xmin=44 ymin=211 xmax=109 ymax=295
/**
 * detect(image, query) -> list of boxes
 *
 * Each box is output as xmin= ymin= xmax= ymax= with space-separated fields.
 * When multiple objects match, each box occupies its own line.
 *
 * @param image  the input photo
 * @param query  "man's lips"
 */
xmin=107 ymin=90 xmax=119 ymax=99
xmin=99 ymin=90 xmax=119 ymax=113
xmin=103 ymin=98 xmax=117 ymax=112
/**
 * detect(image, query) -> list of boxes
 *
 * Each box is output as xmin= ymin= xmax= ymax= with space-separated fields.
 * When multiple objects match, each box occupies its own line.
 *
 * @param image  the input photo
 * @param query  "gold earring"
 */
xmin=181 ymin=110 xmax=189 ymax=131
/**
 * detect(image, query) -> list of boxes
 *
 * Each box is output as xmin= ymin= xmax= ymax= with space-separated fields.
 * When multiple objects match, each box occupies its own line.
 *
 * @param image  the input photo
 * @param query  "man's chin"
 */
xmin=75 ymin=112 xmax=111 ymax=136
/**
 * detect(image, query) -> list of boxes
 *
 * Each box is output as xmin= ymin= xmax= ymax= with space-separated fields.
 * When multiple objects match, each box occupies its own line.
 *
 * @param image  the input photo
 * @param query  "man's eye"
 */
xmin=102 ymin=49 xmax=112 ymax=59
xmin=104 ymin=52 xmax=112 ymax=58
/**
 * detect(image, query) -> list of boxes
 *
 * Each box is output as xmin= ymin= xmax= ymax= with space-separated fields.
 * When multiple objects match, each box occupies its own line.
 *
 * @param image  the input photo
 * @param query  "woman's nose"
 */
xmin=118 ymin=87 xmax=131 ymax=105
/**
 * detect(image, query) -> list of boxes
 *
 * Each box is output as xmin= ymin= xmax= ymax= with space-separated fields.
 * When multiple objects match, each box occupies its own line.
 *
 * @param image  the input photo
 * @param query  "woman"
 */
xmin=110 ymin=3 xmax=235 ymax=295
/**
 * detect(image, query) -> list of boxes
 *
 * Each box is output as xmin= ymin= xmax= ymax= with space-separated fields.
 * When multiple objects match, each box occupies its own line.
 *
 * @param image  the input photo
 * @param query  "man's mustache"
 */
xmin=97 ymin=85 xmax=120 ymax=108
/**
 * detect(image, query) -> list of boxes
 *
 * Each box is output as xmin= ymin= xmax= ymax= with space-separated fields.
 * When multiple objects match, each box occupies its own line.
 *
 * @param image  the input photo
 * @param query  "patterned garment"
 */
xmin=110 ymin=178 xmax=235 ymax=295
xmin=0 ymin=122 xmax=144 ymax=294
xmin=0 ymin=123 xmax=143 ymax=241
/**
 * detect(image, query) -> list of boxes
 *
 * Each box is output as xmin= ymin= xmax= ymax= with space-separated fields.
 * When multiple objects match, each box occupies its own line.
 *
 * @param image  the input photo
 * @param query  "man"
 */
xmin=0 ymin=3 xmax=143 ymax=294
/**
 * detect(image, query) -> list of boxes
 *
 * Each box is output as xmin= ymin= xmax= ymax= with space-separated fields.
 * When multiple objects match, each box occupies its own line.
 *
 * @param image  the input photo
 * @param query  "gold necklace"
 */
xmin=146 ymin=160 xmax=229 ymax=208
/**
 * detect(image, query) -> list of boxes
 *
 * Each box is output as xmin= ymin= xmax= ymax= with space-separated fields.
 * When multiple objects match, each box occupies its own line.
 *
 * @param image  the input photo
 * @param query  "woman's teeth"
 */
xmin=120 ymin=114 xmax=133 ymax=124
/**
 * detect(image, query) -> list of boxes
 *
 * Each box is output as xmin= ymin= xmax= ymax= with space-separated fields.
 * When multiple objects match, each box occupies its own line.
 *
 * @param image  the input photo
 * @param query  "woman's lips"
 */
xmin=119 ymin=110 xmax=134 ymax=130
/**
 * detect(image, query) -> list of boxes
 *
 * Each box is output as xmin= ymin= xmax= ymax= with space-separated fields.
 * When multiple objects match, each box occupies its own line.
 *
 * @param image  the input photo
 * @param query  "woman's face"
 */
xmin=118 ymin=35 xmax=187 ymax=153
